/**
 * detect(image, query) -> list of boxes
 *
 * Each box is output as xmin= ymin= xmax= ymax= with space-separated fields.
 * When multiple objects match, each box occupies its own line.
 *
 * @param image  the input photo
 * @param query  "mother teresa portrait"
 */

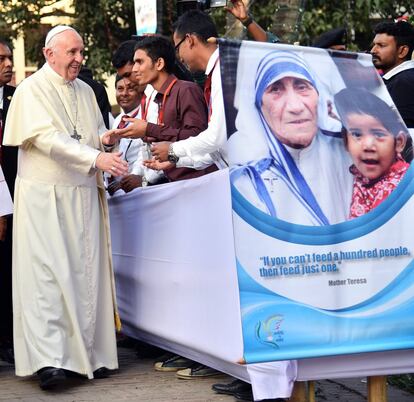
xmin=228 ymin=46 xmax=353 ymax=226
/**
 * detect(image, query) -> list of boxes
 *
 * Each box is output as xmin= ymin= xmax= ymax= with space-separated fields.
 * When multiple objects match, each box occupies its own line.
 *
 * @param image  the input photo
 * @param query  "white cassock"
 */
xmin=3 ymin=62 xmax=119 ymax=378
xmin=0 ymin=165 xmax=13 ymax=216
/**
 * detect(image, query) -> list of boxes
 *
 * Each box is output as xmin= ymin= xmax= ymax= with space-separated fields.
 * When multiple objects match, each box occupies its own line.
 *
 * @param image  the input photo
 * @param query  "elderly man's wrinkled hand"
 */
xmin=96 ymin=151 xmax=128 ymax=176
xmin=151 ymin=141 xmax=171 ymax=162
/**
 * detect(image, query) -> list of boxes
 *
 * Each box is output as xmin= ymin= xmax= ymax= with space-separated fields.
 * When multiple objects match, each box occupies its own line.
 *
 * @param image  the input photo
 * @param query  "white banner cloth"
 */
xmin=109 ymin=169 xmax=414 ymax=381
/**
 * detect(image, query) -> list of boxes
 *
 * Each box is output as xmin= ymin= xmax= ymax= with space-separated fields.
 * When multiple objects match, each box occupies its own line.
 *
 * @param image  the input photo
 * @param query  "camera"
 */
xmin=177 ymin=0 xmax=227 ymax=16
xmin=208 ymin=0 xmax=228 ymax=6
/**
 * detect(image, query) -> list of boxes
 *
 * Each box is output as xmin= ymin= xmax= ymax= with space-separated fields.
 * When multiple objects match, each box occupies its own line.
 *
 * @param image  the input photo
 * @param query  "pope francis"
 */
xmin=3 ymin=26 xmax=128 ymax=390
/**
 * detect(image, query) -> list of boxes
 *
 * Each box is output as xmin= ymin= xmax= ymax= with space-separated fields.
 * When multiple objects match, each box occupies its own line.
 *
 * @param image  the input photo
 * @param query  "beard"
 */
xmin=372 ymin=55 xmax=398 ymax=73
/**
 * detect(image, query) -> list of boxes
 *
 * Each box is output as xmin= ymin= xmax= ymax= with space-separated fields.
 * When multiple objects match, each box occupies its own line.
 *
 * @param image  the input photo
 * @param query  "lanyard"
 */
xmin=205 ymin=58 xmax=219 ymax=122
xmin=140 ymin=90 xmax=156 ymax=122
xmin=157 ymin=78 xmax=177 ymax=125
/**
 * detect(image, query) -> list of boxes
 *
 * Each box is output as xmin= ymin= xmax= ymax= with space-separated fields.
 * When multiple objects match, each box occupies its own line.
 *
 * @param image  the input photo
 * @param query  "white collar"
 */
xmin=121 ymin=105 xmax=140 ymax=116
xmin=383 ymin=60 xmax=414 ymax=80
xmin=205 ymin=48 xmax=219 ymax=76
xmin=44 ymin=62 xmax=75 ymax=86
xmin=0 ymin=86 xmax=3 ymax=109
xmin=144 ymin=84 xmax=156 ymax=97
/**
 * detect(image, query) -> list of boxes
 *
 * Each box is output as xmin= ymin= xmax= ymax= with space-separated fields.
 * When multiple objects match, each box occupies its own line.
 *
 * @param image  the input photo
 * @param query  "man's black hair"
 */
xmin=134 ymin=36 xmax=176 ymax=75
xmin=374 ymin=21 xmax=414 ymax=62
xmin=112 ymin=40 xmax=137 ymax=69
xmin=114 ymin=73 xmax=123 ymax=87
xmin=0 ymin=39 xmax=12 ymax=50
xmin=173 ymin=10 xmax=218 ymax=42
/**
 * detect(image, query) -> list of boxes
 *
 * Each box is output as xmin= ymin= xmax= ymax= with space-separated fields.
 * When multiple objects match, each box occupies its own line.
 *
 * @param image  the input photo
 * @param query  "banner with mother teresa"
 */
xmin=220 ymin=39 xmax=414 ymax=363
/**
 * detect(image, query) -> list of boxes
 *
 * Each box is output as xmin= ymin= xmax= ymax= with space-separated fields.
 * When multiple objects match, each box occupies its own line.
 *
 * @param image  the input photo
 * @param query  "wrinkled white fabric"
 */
xmin=4 ymin=62 xmax=118 ymax=378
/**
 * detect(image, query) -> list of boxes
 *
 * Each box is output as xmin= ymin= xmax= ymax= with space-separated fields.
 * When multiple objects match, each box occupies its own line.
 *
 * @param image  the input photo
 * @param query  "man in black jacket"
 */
xmin=371 ymin=21 xmax=414 ymax=160
xmin=0 ymin=38 xmax=16 ymax=364
xmin=78 ymin=66 xmax=112 ymax=129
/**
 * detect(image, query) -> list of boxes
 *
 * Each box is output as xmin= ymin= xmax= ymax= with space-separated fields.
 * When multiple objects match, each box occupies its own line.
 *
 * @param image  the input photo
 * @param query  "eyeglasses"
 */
xmin=174 ymin=36 xmax=187 ymax=53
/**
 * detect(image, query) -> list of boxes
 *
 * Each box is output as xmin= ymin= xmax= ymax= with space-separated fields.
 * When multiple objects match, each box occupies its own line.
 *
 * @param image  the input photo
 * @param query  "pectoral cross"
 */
xmin=71 ymin=128 xmax=82 ymax=142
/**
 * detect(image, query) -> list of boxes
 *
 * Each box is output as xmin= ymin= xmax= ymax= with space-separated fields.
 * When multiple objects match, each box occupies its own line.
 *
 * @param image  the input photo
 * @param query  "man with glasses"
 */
xmin=149 ymin=11 xmax=227 ymax=171
xmin=115 ymin=35 xmax=216 ymax=182
xmin=148 ymin=11 xmax=294 ymax=402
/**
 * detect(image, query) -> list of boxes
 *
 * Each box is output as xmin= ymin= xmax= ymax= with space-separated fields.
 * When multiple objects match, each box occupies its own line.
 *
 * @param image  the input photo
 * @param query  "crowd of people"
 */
xmin=1 ymin=0 xmax=414 ymax=400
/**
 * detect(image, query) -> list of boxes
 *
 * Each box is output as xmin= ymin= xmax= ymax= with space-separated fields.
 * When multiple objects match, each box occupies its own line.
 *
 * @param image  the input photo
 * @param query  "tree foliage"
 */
xmin=1 ymin=0 xmax=414 ymax=80
xmin=72 ymin=0 xmax=135 ymax=78
xmin=0 ymin=0 xmax=135 ymax=80
xmin=298 ymin=0 xmax=414 ymax=50
xmin=209 ymin=0 xmax=414 ymax=50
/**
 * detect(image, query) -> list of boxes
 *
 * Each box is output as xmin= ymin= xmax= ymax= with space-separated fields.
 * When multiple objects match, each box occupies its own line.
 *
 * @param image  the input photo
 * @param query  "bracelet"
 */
xmin=242 ymin=15 xmax=254 ymax=28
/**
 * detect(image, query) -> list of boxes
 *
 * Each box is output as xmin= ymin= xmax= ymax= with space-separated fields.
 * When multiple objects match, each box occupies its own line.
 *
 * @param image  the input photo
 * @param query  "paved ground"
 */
xmin=0 ymin=347 xmax=413 ymax=402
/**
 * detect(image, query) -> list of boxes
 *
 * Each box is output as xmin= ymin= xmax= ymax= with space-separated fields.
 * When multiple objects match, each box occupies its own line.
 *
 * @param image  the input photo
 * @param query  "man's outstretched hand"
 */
xmin=143 ymin=158 xmax=174 ymax=171
xmin=101 ymin=129 xmax=120 ymax=146
xmin=115 ymin=118 xmax=148 ymax=139
xmin=96 ymin=151 xmax=128 ymax=176
xmin=151 ymin=141 xmax=171 ymax=162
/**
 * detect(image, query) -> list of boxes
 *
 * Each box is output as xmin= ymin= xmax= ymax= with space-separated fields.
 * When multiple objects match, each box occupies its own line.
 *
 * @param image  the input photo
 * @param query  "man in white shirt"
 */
xmin=107 ymin=75 xmax=164 ymax=195
xmin=149 ymin=11 xmax=294 ymax=402
xmin=149 ymin=10 xmax=227 ymax=170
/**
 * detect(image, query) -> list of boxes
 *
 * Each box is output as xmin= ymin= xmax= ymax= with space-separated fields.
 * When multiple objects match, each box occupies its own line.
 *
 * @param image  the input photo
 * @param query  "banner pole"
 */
xmin=308 ymin=380 xmax=315 ymax=402
xmin=367 ymin=376 xmax=387 ymax=402
xmin=290 ymin=381 xmax=307 ymax=402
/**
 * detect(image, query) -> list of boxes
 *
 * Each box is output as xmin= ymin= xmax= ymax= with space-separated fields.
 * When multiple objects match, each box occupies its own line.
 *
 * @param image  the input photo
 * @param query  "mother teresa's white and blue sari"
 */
xmin=229 ymin=49 xmax=352 ymax=226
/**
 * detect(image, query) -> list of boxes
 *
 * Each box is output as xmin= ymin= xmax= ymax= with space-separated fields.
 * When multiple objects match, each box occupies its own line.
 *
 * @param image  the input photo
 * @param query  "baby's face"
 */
xmin=345 ymin=113 xmax=405 ymax=181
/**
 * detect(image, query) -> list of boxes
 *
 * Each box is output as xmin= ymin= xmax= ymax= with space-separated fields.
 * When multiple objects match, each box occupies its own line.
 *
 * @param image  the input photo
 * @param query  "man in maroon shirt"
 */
xmin=112 ymin=34 xmax=219 ymax=378
xmin=115 ymin=35 xmax=216 ymax=182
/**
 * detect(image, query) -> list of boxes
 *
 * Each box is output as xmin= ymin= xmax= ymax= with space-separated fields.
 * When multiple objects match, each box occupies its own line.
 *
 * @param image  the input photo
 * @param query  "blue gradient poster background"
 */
xmin=222 ymin=39 xmax=414 ymax=363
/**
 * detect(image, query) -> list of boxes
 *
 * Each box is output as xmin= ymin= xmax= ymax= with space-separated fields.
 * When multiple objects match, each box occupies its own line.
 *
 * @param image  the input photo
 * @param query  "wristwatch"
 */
xmin=167 ymin=144 xmax=180 ymax=164
xmin=241 ymin=14 xmax=254 ymax=28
